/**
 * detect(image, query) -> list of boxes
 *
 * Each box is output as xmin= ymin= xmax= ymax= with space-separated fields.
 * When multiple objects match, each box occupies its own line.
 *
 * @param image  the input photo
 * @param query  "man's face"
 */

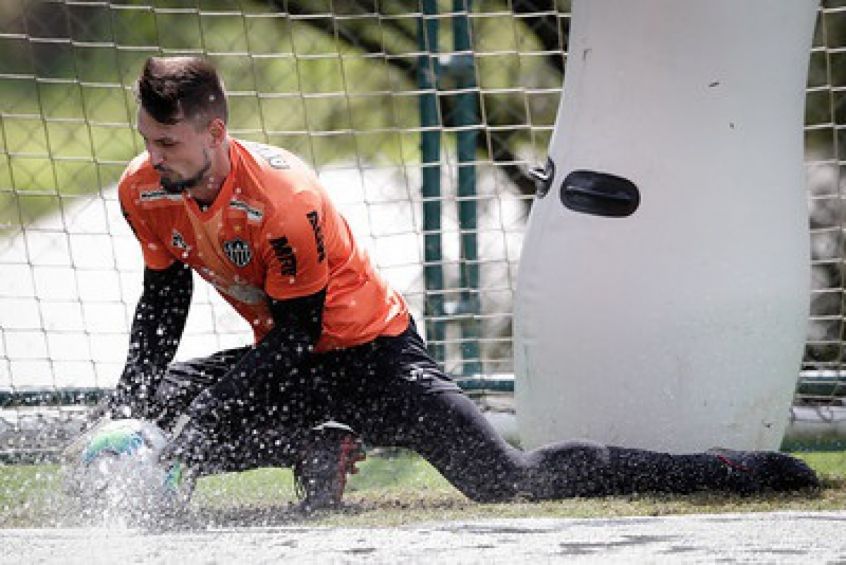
xmin=137 ymin=107 xmax=213 ymax=194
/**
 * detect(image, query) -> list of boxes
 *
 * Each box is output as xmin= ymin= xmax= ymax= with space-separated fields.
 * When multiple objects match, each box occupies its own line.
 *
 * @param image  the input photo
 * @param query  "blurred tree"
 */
xmin=279 ymin=0 xmax=566 ymax=198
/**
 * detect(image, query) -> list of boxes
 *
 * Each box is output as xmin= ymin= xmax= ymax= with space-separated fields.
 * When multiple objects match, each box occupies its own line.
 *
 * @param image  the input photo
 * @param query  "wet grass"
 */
xmin=0 ymin=450 xmax=843 ymax=529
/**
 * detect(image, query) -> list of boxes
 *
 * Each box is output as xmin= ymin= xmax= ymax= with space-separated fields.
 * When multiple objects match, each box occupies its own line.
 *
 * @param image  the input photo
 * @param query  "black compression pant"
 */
xmin=153 ymin=321 xmax=732 ymax=502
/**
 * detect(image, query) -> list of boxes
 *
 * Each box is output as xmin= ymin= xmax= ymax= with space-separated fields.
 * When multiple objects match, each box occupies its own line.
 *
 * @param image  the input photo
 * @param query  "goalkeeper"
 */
xmin=104 ymin=55 xmax=818 ymax=511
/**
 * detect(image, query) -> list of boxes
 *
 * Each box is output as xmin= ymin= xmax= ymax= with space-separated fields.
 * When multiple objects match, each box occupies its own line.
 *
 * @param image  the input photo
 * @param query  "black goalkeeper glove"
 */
xmin=158 ymin=415 xmax=210 ymax=471
xmin=158 ymin=389 xmax=223 ymax=471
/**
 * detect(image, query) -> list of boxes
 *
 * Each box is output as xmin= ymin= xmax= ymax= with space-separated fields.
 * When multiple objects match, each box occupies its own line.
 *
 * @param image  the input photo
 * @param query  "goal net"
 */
xmin=0 ymin=1 xmax=844 ymax=459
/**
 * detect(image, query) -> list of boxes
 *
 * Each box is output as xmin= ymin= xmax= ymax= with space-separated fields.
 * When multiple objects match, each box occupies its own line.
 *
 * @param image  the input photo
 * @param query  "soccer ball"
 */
xmin=63 ymin=418 xmax=192 ymax=523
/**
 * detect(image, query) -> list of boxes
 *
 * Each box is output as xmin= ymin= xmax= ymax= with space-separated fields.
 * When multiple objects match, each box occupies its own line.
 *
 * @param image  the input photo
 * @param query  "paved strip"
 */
xmin=2 ymin=511 xmax=846 ymax=564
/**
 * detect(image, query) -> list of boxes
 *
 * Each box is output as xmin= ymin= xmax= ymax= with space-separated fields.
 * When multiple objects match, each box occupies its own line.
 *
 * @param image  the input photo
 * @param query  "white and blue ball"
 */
xmin=65 ymin=418 xmax=191 ymax=521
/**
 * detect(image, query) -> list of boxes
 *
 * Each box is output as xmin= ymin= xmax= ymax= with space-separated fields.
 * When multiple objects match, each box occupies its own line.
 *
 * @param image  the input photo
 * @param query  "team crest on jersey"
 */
xmin=223 ymin=238 xmax=253 ymax=268
xmin=171 ymin=230 xmax=189 ymax=251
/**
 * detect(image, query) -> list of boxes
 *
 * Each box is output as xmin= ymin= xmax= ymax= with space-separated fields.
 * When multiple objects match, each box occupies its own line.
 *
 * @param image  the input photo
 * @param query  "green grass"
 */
xmin=790 ymin=449 xmax=846 ymax=478
xmin=1 ymin=450 xmax=844 ymax=529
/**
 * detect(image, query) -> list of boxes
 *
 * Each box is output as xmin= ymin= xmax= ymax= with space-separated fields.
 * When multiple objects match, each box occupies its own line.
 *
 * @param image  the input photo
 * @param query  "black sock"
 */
xmin=604 ymin=446 xmax=730 ymax=495
xmin=520 ymin=442 xmax=731 ymax=499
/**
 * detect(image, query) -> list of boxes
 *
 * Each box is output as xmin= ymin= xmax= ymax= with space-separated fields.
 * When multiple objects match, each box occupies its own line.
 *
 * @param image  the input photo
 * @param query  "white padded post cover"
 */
xmin=514 ymin=0 xmax=818 ymax=452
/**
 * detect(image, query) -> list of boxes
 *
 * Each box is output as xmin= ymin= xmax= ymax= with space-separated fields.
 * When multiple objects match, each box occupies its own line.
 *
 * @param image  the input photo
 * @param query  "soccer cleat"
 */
xmin=293 ymin=422 xmax=365 ymax=513
xmin=708 ymin=448 xmax=820 ymax=495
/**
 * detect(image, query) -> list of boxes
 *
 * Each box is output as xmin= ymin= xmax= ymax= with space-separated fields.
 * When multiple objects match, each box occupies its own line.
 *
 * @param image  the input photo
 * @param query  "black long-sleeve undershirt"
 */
xmin=113 ymin=257 xmax=327 ymax=433
xmin=111 ymin=262 xmax=193 ymax=418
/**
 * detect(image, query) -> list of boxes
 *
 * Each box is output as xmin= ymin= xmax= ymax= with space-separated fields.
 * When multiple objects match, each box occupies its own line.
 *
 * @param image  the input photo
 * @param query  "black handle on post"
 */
xmin=559 ymin=170 xmax=640 ymax=218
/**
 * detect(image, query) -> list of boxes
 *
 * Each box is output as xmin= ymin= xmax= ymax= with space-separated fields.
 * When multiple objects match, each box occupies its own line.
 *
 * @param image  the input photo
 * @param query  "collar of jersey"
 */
xmin=183 ymin=140 xmax=239 ymax=221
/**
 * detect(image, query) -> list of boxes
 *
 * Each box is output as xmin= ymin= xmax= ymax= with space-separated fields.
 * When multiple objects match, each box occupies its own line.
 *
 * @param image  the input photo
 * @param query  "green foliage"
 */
xmin=0 ymin=0 xmax=562 ymax=233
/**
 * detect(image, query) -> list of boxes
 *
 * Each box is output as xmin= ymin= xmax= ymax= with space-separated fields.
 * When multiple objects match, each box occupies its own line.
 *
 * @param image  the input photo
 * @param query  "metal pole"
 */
xmin=452 ymin=0 xmax=481 ymax=376
xmin=417 ymin=0 xmax=445 ymax=363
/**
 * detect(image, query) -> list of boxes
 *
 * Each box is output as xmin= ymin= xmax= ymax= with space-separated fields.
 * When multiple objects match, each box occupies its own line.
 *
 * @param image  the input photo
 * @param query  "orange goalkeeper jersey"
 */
xmin=118 ymin=138 xmax=409 ymax=351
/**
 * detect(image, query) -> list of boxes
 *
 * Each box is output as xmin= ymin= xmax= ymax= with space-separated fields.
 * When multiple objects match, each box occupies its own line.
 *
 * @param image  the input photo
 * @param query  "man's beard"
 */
xmin=158 ymin=152 xmax=212 ymax=195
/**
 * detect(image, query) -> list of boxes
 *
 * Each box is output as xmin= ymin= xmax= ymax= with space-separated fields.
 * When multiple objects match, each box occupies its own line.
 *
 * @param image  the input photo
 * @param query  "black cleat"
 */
xmin=708 ymin=448 xmax=820 ymax=494
xmin=293 ymin=422 xmax=365 ymax=513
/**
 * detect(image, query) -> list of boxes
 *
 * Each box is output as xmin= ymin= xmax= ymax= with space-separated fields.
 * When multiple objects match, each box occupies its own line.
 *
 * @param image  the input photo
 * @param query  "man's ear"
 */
xmin=208 ymin=118 xmax=226 ymax=147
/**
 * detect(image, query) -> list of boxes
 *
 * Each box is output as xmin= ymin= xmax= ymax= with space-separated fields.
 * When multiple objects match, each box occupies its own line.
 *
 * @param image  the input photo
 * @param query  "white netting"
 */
xmin=2 ymin=1 xmax=846 ymax=455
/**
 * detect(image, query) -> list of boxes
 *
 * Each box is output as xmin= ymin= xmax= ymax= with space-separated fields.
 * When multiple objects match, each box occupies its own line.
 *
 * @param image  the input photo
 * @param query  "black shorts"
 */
xmin=154 ymin=320 xmax=735 ymax=501
xmin=155 ymin=319 xmax=523 ymax=501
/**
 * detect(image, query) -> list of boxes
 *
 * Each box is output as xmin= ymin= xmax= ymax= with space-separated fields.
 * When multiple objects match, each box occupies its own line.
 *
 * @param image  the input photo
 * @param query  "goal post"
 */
xmin=1 ymin=1 xmax=845 ymax=459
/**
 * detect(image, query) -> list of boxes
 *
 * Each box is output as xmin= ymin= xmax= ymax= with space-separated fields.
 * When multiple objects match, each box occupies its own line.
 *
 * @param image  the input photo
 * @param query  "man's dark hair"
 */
xmin=136 ymin=56 xmax=228 ymax=126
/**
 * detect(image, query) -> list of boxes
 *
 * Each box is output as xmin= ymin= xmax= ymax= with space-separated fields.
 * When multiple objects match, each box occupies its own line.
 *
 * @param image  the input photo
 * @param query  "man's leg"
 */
xmin=319 ymin=323 xmax=528 ymax=502
xmin=292 ymin=421 xmax=366 ymax=512
xmin=325 ymin=321 xmax=819 ymax=502
xmin=152 ymin=348 xmax=327 ymax=475
xmin=153 ymin=348 xmax=365 ymax=511
xmin=152 ymin=347 xmax=248 ymax=431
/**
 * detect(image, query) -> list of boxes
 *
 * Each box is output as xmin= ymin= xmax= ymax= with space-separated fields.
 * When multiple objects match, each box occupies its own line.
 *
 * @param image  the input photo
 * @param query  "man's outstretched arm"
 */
xmin=110 ymin=261 xmax=193 ymax=418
